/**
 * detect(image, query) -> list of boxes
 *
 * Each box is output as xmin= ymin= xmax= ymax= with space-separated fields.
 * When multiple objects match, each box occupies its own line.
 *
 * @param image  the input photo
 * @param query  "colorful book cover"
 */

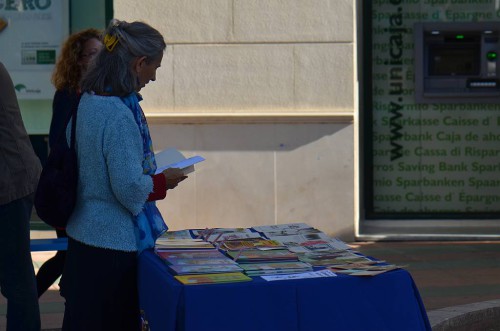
xmin=245 ymin=269 xmax=312 ymax=276
xmin=163 ymin=258 xmax=238 ymax=266
xmin=156 ymin=249 xmax=226 ymax=260
xmin=220 ymin=239 xmax=284 ymax=251
xmin=239 ymin=261 xmax=312 ymax=272
xmin=226 ymin=249 xmax=298 ymax=262
xmin=158 ymin=230 xmax=194 ymax=240
xmin=174 ymin=272 xmax=252 ymax=285
xmin=155 ymin=238 xmax=215 ymax=250
xmin=168 ymin=263 xmax=243 ymax=275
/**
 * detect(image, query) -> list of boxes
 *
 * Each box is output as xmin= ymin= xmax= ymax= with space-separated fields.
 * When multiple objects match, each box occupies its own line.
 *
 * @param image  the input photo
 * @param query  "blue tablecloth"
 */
xmin=138 ymin=249 xmax=431 ymax=331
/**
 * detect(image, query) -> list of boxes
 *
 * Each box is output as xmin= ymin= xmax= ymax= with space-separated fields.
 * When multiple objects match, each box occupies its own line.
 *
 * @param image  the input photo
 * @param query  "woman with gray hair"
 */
xmin=60 ymin=19 xmax=186 ymax=331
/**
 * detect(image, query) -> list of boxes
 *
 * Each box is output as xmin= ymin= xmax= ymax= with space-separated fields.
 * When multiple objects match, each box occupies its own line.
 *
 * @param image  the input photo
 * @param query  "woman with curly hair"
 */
xmin=48 ymin=28 xmax=102 ymax=148
xmin=36 ymin=28 xmax=102 ymax=298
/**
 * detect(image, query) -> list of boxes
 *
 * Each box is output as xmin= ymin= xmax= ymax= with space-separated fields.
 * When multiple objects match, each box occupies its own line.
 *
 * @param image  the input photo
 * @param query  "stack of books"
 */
xmin=156 ymin=249 xmax=226 ymax=261
xmin=156 ymin=249 xmax=244 ymax=276
xmin=192 ymin=228 xmax=263 ymax=243
xmin=253 ymin=222 xmax=352 ymax=253
xmin=174 ymin=272 xmax=252 ymax=285
xmin=225 ymin=249 xmax=299 ymax=263
xmin=159 ymin=229 xmax=194 ymax=240
xmin=224 ymin=248 xmax=312 ymax=276
xmin=298 ymin=251 xmax=375 ymax=267
xmin=155 ymin=238 xmax=216 ymax=250
xmin=154 ymin=232 xmax=251 ymax=284
xmin=252 ymin=222 xmax=319 ymax=237
xmin=327 ymin=263 xmax=403 ymax=276
xmin=238 ymin=261 xmax=313 ymax=276
xmin=218 ymin=238 xmax=285 ymax=251
xmin=155 ymin=223 xmax=403 ymax=280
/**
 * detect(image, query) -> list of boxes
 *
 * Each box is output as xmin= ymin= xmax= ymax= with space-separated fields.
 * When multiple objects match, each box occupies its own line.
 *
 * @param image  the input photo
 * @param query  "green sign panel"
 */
xmin=369 ymin=1 xmax=500 ymax=215
xmin=36 ymin=50 xmax=56 ymax=64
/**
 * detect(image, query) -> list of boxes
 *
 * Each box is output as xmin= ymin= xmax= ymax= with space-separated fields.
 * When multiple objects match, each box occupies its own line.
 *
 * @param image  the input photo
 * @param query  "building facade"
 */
xmin=6 ymin=1 xmax=500 ymax=241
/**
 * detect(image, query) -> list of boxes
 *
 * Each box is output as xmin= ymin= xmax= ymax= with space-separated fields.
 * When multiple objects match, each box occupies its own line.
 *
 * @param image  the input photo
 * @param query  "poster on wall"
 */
xmin=370 ymin=2 xmax=500 ymax=215
xmin=0 ymin=0 xmax=69 ymax=99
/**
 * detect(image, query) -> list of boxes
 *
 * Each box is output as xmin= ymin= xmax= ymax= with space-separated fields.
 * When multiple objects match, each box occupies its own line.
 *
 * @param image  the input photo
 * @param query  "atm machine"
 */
xmin=414 ymin=22 xmax=500 ymax=103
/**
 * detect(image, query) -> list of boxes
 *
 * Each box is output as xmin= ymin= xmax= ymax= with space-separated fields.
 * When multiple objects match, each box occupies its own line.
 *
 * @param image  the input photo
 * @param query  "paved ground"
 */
xmin=353 ymin=240 xmax=500 ymax=311
xmin=0 ymin=250 xmax=63 ymax=330
xmin=1 ymin=230 xmax=499 ymax=330
xmin=0 ymin=229 xmax=64 ymax=330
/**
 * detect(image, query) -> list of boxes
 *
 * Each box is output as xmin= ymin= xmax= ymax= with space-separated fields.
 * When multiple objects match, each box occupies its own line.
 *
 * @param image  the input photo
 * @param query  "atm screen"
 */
xmin=428 ymin=45 xmax=480 ymax=76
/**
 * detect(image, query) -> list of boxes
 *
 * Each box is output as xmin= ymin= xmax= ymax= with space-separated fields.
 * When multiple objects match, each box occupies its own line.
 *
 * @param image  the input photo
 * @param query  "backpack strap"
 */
xmin=68 ymin=93 xmax=82 ymax=150
xmin=69 ymin=97 xmax=78 ymax=150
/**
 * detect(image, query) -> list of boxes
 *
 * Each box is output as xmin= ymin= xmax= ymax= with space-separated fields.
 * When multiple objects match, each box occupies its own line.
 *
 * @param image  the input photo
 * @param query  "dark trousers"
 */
xmin=61 ymin=237 xmax=140 ymax=331
xmin=0 ymin=194 xmax=41 ymax=331
xmin=36 ymin=228 xmax=67 ymax=297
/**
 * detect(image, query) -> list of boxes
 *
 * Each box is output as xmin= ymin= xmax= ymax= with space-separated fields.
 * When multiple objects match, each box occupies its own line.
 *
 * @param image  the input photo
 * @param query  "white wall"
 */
xmin=114 ymin=0 xmax=357 ymax=240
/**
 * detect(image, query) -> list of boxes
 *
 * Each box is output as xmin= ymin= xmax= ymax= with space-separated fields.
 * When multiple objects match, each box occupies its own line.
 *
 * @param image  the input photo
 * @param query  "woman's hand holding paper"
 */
xmin=162 ymin=167 xmax=187 ymax=190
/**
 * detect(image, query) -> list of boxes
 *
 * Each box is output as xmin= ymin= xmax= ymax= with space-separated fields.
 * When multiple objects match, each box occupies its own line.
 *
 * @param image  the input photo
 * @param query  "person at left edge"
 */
xmin=0 ymin=61 xmax=42 ymax=331
xmin=35 ymin=28 xmax=102 ymax=298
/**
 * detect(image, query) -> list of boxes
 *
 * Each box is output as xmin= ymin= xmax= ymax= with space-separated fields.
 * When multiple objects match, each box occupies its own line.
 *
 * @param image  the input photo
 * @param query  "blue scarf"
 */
xmin=121 ymin=92 xmax=168 ymax=254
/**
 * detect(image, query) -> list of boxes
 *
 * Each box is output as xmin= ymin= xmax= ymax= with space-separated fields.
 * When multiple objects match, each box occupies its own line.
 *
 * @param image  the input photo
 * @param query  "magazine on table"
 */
xmin=225 ymin=249 xmax=299 ymax=263
xmin=298 ymin=251 xmax=372 ymax=266
xmin=156 ymin=249 xmax=227 ymax=260
xmin=219 ymin=238 xmax=285 ymax=251
xmin=162 ymin=257 xmax=239 ymax=266
xmin=252 ymin=223 xmax=313 ymax=233
xmin=158 ymin=230 xmax=194 ymax=240
xmin=327 ymin=263 xmax=404 ymax=276
xmin=192 ymin=227 xmax=255 ymax=237
xmin=174 ymin=272 xmax=252 ymax=285
xmin=201 ymin=231 xmax=263 ymax=243
xmin=168 ymin=263 xmax=244 ymax=275
xmin=155 ymin=237 xmax=215 ymax=250
xmin=261 ymin=269 xmax=337 ymax=281
xmin=238 ymin=261 xmax=313 ymax=274
xmin=268 ymin=234 xmax=351 ymax=253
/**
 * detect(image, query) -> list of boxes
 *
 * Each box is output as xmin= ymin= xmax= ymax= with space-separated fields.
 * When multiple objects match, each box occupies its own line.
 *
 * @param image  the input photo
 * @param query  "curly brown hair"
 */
xmin=51 ymin=28 xmax=101 ymax=91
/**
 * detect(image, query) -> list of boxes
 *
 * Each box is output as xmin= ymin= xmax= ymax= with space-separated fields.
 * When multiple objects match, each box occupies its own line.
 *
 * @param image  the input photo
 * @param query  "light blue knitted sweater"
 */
xmin=66 ymin=93 xmax=153 ymax=252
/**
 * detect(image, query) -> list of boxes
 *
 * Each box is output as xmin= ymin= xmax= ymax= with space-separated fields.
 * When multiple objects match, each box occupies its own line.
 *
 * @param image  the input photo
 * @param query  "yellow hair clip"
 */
xmin=103 ymin=33 xmax=119 ymax=52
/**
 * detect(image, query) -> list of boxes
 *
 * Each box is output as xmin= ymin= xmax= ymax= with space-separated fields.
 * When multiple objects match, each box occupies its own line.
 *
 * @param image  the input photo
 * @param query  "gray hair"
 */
xmin=80 ymin=19 xmax=166 ymax=96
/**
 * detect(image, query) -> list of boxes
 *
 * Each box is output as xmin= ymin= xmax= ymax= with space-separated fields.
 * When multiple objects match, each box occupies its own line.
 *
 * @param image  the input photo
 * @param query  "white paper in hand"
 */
xmin=154 ymin=148 xmax=205 ymax=175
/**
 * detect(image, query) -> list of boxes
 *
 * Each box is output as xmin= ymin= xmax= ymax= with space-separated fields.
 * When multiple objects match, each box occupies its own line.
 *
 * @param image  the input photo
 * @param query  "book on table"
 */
xmin=174 ymin=272 xmax=252 ymax=285
xmin=168 ymin=263 xmax=244 ymax=275
xmin=155 ymin=248 xmax=243 ymax=275
xmin=155 ymin=249 xmax=229 ymax=260
xmin=255 ymin=222 xmax=352 ymax=252
xmin=238 ymin=261 xmax=313 ymax=276
xmin=219 ymin=238 xmax=285 ymax=251
xmin=252 ymin=222 xmax=316 ymax=237
xmin=298 ymin=251 xmax=373 ymax=266
xmin=327 ymin=263 xmax=402 ymax=276
xmin=155 ymin=238 xmax=216 ymax=250
xmin=159 ymin=229 xmax=194 ymax=240
xmin=267 ymin=234 xmax=351 ymax=253
xmin=260 ymin=269 xmax=337 ymax=282
xmin=201 ymin=231 xmax=263 ymax=243
xmin=162 ymin=257 xmax=239 ymax=266
xmin=192 ymin=228 xmax=260 ymax=243
xmin=225 ymin=249 xmax=299 ymax=263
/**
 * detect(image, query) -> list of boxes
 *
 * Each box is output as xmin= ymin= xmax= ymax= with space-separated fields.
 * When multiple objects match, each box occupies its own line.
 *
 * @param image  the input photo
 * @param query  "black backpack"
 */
xmin=34 ymin=104 xmax=78 ymax=230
